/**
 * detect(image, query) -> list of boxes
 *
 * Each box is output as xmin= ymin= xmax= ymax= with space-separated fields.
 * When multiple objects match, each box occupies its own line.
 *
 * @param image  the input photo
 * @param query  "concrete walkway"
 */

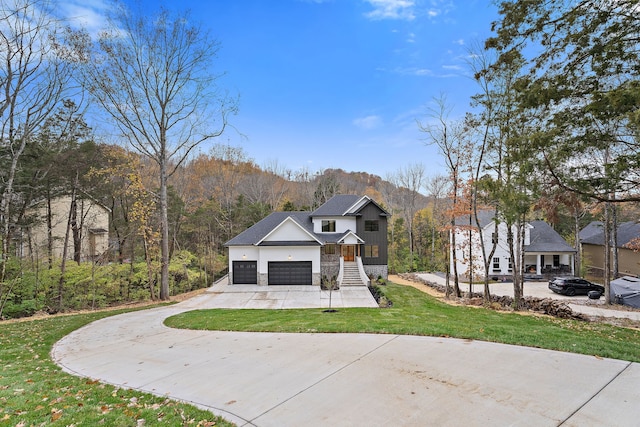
xmin=52 ymin=285 xmax=640 ymax=426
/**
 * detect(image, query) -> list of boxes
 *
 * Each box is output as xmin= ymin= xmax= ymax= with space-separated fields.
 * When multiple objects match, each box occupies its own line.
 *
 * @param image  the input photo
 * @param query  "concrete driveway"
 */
xmin=52 ymin=286 xmax=640 ymax=426
xmin=416 ymin=273 xmax=640 ymax=322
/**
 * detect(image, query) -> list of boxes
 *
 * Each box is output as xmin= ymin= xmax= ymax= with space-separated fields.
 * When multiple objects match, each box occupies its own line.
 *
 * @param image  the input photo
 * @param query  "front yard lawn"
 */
xmin=0 ymin=308 xmax=234 ymax=426
xmin=165 ymin=282 xmax=640 ymax=363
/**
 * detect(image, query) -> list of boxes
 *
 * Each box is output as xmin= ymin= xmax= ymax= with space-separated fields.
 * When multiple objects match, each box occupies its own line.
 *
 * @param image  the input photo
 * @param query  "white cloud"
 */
xmin=353 ymin=115 xmax=383 ymax=130
xmin=392 ymin=66 xmax=433 ymax=76
xmin=454 ymin=38 xmax=465 ymax=45
xmin=58 ymin=0 xmax=112 ymax=37
xmin=364 ymin=0 xmax=416 ymax=21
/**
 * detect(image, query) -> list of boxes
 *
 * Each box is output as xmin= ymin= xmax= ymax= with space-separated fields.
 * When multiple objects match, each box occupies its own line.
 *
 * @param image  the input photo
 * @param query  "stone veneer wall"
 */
xmin=320 ymin=253 xmax=340 ymax=282
xmin=321 ymin=263 xmax=340 ymax=282
xmin=364 ymin=265 xmax=388 ymax=280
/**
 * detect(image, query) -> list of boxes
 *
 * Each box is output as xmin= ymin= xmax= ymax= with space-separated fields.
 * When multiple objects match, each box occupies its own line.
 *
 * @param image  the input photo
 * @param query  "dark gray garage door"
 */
xmin=268 ymin=261 xmax=312 ymax=285
xmin=232 ymin=261 xmax=257 ymax=284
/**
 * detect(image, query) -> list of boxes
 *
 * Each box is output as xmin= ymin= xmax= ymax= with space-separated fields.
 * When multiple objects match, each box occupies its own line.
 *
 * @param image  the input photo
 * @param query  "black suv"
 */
xmin=548 ymin=277 xmax=604 ymax=296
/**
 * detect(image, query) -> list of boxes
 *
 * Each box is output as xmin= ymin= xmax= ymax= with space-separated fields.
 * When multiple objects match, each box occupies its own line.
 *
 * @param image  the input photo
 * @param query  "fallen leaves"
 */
xmin=51 ymin=408 xmax=63 ymax=421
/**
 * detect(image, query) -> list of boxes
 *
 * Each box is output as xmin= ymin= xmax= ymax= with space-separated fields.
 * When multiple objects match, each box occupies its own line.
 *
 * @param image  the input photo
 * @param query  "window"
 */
xmin=322 ymin=220 xmax=336 ymax=232
xmin=323 ymin=244 xmax=336 ymax=255
xmin=553 ymin=254 xmax=560 ymax=267
xmin=492 ymin=257 xmax=500 ymax=271
xmin=508 ymin=257 xmax=513 ymax=272
xmin=365 ymin=245 xmax=379 ymax=258
xmin=365 ymin=220 xmax=379 ymax=231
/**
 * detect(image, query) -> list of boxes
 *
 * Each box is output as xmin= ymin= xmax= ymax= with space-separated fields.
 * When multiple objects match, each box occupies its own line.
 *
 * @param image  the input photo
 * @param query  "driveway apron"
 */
xmin=52 ymin=291 xmax=640 ymax=426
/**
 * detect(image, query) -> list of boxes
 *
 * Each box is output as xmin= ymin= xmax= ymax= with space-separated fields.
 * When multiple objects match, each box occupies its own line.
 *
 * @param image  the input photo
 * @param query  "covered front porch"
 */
xmin=524 ymin=252 xmax=575 ymax=276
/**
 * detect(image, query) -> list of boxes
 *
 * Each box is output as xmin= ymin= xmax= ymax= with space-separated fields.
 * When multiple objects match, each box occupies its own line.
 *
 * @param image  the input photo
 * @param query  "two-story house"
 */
xmin=225 ymin=195 xmax=390 ymax=286
xmin=451 ymin=211 xmax=576 ymax=280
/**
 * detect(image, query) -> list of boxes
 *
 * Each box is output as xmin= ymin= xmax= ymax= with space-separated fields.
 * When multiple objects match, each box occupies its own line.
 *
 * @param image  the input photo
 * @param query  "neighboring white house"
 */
xmin=451 ymin=211 xmax=576 ymax=280
xmin=225 ymin=195 xmax=390 ymax=286
xmin=21 ymin=195 xmax=110 ymax=262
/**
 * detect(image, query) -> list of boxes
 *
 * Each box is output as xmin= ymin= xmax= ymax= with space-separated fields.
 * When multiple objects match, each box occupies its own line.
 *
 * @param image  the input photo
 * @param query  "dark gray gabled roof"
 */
xmin=225 ymin=194 xmax=388 ymax=247
xmin=525 ymin=220 xmax=576 ymax=253
xmin=224 ymin=212 xmax=314 ymax=246
xmin=311 ymin=195 xmax=362 ymax=217
xmin=579 ymin=221 xmax=603 ymax=242
xmin=619 ymin=222 xmax=640 ymax=247
xmin=454 ymin=210 xmax=496 ymax=228
xmin=581 ymin=221 xmax=640 ymax=248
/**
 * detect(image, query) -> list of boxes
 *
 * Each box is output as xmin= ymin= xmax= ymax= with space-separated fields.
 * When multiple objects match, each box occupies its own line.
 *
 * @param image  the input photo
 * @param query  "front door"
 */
xmin=343 ymin=245 xmax=355 ymax=262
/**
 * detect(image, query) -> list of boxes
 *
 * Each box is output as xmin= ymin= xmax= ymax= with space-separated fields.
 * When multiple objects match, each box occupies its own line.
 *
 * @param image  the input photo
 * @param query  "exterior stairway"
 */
xmin=341 ymin=262 xmax=366 ymax=286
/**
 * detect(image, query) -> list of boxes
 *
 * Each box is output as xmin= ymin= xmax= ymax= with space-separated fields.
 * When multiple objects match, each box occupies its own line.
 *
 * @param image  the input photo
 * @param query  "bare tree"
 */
xmin=389 ymin=163 xmax=425 ymax=272
xmin=424 ymin=174 xmax=450 ymax=268
xmin=292 ymin=166 xmax=317 ymax=210
xmin=419 ymin=95 xmax=471 ymax=298
xmin=0 ymin=0 xmax=74 ymax=283
xmin=79 ymin=5 xmax=236 ymax=300
xmin=262 ymin=160 xmax=291 ymax=211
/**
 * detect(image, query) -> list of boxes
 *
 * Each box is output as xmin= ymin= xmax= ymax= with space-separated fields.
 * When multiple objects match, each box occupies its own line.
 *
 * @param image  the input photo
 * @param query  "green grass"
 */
xmin=165 ymin=282 xmax=640 ymax=363
xmin=0 ymin=307 xmax=234 ymax=426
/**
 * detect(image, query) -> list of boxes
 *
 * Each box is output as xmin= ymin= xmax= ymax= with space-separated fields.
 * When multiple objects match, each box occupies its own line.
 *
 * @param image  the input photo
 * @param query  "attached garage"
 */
xmin=232 ymin=261 xmax=257 ymax=284
xmin=268 ymin=261 xmax=312 ymax=285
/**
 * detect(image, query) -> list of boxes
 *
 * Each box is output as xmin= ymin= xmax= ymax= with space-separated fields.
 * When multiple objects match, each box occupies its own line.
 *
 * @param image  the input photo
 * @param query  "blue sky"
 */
xmin=63 ymin=0 xmax=499 ymax=178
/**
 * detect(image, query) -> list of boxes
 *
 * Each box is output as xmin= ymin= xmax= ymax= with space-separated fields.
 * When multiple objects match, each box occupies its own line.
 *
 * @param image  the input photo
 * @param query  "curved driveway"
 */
xmin=52 ymin=289 xmax=640 ymax=426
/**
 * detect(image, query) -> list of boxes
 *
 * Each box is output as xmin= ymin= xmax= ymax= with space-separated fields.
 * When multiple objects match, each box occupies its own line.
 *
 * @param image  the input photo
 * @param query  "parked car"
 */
xmin=548 ymin=277 xmax=604 ymax=296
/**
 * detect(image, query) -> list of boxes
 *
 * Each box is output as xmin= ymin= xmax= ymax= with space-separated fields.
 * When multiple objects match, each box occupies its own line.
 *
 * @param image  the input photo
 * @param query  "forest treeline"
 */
xmin=0 ymin=107 xmax=446 ymax=318
xmin=2 ymin=0 xmax=639 ymax=317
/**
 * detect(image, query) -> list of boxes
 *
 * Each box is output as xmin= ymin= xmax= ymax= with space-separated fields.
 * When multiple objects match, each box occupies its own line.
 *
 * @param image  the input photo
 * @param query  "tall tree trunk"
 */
xmin=47 ymin=191 xmax=54 ymax=268
xmin=507 ymin=222 xmax=522 ymax=310
xmin=481 ymin=214 xmax=499 ymax=302
xmin=574 ymin=209 xmax=581 ymax=276
xmin=450 ymin=215 xmax=461 ymax=298
xmin=612 ymin=203 xmax=618 ymax=279
xmin=0 ymin=137 xmax=28 ymax=283
xmin=57 ymin=186 xmax=76 ymax=312
xmin=159 ymin=157 xmax=170 ymax=300
xmin=71 ymin=192 xmax=81 ymax=264
xmin=449 ymin=169 xmax=461 ymax=298
xmin=143 ymin=233 xmax=156 ymax=300
xmin=603 ymin=202 xmax=612 ymax=303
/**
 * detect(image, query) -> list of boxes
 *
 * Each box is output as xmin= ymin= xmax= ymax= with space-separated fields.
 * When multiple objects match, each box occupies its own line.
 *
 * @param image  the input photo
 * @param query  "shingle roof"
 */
xmin=224 ymin=212 xmax=313 ymax=246
xmin=581 ymin=221 xmax=640 ymax=248
xmin=225 ymin=194 xmax=389 ymax=247
xmin=311 ymin=195 xmax=362 ymax=217
xmin=454 ymin=210 xmax=496 ymax=228
xmin=579 ymin=221 xmax=603 ymax=242
xmin=525 ymin=220 xmax=576 ymax=253
xmin=619 ymin=222 xmax=640 ymax=247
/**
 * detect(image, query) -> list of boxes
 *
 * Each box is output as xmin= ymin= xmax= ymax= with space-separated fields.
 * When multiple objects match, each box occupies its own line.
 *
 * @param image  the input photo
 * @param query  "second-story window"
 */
xmin=365 ymin=220 xmax=379 ymax=231
xmin=322 ymin=220 xmax=336 ymax=232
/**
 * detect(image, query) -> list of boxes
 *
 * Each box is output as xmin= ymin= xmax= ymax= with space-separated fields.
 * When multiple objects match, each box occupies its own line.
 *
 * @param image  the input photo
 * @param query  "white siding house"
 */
xmin=451 ymin=211 xmax=575 ymax=280
xmin=225 ymin=195 xmax=390 ymax=286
